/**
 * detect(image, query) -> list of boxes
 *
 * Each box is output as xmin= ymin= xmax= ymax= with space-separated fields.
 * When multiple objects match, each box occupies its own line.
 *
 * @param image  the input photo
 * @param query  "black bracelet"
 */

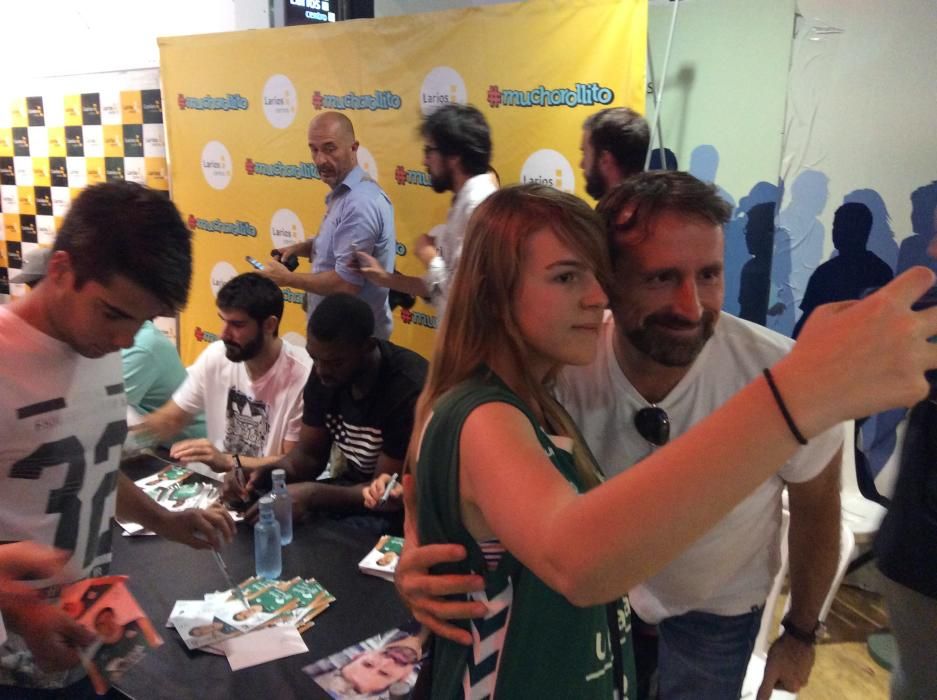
xmin=781 ymin=614 xmax=820 ymax=645
xmin=763 ymin=368 xmax=808 ymax=445
xmin=233 ymin=454 xmax=246 ymax=488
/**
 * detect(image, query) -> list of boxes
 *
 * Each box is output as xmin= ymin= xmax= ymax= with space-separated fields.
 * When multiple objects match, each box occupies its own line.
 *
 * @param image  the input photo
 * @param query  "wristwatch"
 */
xmin=781 ymin=614 xmax=822 ymax=645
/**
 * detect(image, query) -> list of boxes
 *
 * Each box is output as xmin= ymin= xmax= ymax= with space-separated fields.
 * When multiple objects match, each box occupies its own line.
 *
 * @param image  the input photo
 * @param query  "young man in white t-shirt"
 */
xmin=396 ymin=172 xmax=844 ymax=700
xmin=140 ymin=273 xmax=312 ymax=474
xmin=0 ymin=181 xmax=235 ymax=695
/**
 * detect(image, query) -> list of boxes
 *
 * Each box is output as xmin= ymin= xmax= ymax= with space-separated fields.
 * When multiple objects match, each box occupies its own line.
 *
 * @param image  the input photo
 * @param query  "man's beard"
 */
xmin=224 ymin=332 xmax=264 ymax=362
xmin=626 ymin=310 xmax=717 ymax=367
xmin=430 ymin=165 xmax=453 ymax=194
xmin=584 ymin=163 xmax=606 ymax=201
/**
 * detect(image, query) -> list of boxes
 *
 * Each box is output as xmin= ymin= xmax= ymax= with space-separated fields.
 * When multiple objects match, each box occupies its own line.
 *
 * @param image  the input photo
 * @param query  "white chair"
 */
xmin=841 ymin=420 xmax=888 ymax=553
xmin=780 ymin=420 xmax=890 ymax=573
xmin=740 ymin=510 xmax=855 ymax=699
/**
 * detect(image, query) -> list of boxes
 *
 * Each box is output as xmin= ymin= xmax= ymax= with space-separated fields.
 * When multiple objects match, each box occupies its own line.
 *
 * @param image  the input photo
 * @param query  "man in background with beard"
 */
xmin=397 ymin=172 xmax=843 ymax=700
xmin=357 ymin=103 xmax=497 ymax=319
xmin=580 ymin=106 xmax=649 ymax=202
xmin=141 ymin=273 xmax=312 ymax=472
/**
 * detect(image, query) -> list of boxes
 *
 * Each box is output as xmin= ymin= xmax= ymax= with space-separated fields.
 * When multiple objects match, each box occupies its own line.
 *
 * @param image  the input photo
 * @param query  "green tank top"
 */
xmin=416 ymin=373 xmax=636 ymax=699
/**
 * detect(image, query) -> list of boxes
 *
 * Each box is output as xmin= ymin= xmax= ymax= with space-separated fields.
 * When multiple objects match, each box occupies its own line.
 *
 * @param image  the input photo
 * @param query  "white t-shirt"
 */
xmin=0 ymin=306 xmax=127 ymax=688
xmin=557 ymin=311 xmax=844 ymax=622
xmin=424 ymin=172 xmax=498 ymax=316
xmin=173 ymin=340 xmax=311 ymax=458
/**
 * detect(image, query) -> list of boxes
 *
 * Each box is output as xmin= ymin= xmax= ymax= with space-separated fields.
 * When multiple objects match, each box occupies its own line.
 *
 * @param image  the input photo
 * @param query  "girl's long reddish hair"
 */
xmin=409 ymin=184 xmax=613 ymax=489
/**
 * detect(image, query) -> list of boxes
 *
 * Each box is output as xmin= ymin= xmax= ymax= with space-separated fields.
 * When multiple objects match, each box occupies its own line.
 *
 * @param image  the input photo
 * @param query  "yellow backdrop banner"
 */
xmin=159 ymin=0 xmax=646 ymax=364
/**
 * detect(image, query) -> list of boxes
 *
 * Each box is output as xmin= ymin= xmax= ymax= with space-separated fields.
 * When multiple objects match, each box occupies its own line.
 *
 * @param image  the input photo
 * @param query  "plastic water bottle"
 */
xmin=254 ymin=495 xmax=282 ymax=579
xmin=271 ymin=469 xmax=293 ymax=545
xmin=389 ymin=681 xmax=412 ymax=700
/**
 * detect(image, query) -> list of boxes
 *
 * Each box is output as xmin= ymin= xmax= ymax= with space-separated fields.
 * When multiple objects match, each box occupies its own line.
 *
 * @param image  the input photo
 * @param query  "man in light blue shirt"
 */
xmin=122 ymin=320 xmax=207 ymax=444
xmin=263 ymin=112 xmax=396 ymax=339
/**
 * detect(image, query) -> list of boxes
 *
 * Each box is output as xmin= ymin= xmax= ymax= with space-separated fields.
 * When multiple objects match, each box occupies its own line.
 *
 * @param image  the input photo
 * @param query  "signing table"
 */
xmin=111 ymin=458 xmax=410 ymax=699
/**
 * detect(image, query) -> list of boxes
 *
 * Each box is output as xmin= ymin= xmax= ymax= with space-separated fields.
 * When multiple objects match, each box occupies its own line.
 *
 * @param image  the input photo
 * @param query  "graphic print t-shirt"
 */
xmin=174 ymin=340 xmax=311 ymax=458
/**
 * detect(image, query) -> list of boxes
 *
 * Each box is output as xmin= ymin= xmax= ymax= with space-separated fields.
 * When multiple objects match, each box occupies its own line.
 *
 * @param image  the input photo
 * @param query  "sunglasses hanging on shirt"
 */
xmin=634 ymin=406 xmax=671 ymax=446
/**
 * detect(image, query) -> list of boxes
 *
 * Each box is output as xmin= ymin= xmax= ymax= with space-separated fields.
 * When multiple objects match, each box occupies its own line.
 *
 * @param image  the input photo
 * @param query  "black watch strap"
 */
xmin=781 ymin=615 xmax=820 ymax=645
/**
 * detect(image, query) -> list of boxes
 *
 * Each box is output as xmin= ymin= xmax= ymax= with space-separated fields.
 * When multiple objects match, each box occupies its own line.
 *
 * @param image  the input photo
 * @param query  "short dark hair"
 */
xmin=583 ymin=107 xmax=649 ymax=178
xmin=53 ymin=181 xmax=191 ymax=312
xmin=597 ymin=171 xmax=732 ymax=262
xmin=836 ymin=202 xmax=873 ymax=235
xmin=419 ymin=104 xmax=492 ymax=176
xmin=308 ymin=293 xmax=374 ymax=346
xmin=217 ymin=273 xmax=284 ymax=333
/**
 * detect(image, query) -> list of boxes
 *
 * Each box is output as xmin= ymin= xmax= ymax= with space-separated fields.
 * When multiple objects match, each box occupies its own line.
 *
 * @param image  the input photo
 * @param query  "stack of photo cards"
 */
xmin=167 ymin=576 xmax=334 ymax=668
xmin=304 ymin=622 xmax=427 ymax=700
xmin=357 ymin=535 xmax=404 ymax=582
xmin=118 ymin=464 xmax=239 ymax=536
xmin=60 ymin=575 xmax=163 ymax=695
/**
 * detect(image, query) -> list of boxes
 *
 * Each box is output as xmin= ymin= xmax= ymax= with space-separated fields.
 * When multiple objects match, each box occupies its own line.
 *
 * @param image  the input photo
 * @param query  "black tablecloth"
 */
xmin=111 ymin=460 xmax=410 ymax=699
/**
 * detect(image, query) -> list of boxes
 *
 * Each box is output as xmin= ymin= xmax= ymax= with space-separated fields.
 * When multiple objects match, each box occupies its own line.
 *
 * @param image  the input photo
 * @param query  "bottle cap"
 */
xmin=388 ymin=682 xmax=411 ymax=700
xmin=259 ymin=494 xmax=275 ymax=507
xmin=272 ymin=468 xmax=286 ymax=479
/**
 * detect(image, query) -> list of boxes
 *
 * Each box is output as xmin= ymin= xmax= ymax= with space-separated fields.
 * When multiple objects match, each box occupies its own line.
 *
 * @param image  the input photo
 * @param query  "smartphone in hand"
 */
xmin=245 ymin=255 xmax=264 ymax=271
xmin=270 ymin=249 xmax=299 ymax=271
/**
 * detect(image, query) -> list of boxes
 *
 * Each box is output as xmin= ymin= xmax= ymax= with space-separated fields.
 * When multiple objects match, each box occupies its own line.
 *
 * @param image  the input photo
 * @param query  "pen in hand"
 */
xmin=378 ymin=473 xmax=400 ymax=506
xmin=211 ymin=549 xmax=250 ymax=611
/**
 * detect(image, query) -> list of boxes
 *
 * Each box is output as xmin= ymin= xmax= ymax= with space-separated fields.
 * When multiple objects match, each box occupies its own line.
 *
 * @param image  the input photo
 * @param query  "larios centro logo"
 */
xmin=311 ymin=89 xmax=402 ymax=111
xmin=210 ymin=261 xmax=237 ymax=298
xmin=245 ymin=158 xmax=319 ymax=180
xmin=177 ymin=93 xmax=249 ymax=111
xmin=201 ymin=141 xmax=233 ymax=190
xmin=420 ymin=66 xmax=467 ymax=116
xmin=520 ymin=149 xmax=576 ymax=193
xmin=270 ymin=209 xmax=305 ymax=250
xmin=187 ymin=214 xmax=257 ymax=238
xmin=394 ymin=165 xmax=432 ymax=188
xmin=262 ymin=74 xmax=297 ymax=129
xmin=487 ymin=82 xmax=614 ymax=109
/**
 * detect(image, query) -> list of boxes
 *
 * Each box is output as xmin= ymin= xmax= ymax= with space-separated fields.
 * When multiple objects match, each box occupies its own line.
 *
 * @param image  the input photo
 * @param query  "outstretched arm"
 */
xmin=356 ymin=251 xmax=431 ymax=297
xmin=457 ymin=269 xmax=937 ymax=606
xmin=116 ymin=473 xmax=235 ymax=550
xmin=138 ymin=400 xmax=193 ymax=444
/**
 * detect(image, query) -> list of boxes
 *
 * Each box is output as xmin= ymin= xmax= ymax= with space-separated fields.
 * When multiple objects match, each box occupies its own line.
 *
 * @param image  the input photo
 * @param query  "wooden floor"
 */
xmin=778 ymin=584 xmax=892 ymax=699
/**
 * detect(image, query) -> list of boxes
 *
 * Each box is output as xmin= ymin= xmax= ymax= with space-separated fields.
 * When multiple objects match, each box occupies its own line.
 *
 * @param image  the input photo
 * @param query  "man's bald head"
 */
xmin=309 ymin=111 xmax=356 ymax=142
xmin=307 ymin=112 xmax=359 ymax=189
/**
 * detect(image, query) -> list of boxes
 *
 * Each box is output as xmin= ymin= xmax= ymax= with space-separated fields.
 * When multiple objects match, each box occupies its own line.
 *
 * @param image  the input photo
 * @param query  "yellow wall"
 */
xmin=159 ymin=0 xmax=646 ymax=363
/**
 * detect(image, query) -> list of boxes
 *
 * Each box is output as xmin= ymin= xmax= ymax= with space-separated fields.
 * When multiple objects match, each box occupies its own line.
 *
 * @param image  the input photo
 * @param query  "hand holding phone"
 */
xmin=271 ymin=249 xmax=299 ymax=271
